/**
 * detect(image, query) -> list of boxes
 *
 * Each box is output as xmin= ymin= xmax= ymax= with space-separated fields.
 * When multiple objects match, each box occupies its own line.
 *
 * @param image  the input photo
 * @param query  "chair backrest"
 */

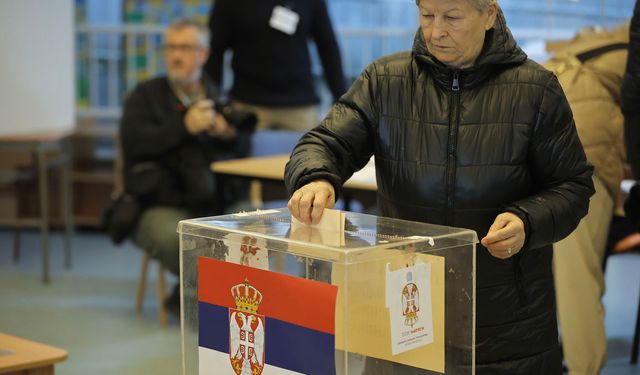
xmin=249 ymin=130 xmax=303 ymax=157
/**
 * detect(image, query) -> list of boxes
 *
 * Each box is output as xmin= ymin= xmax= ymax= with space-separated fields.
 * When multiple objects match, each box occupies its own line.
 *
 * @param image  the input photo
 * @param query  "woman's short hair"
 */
xmin=467 ymin=0 xmax=495 ymax=11
xmin=166 ymin=19 xmax=210 ymax=47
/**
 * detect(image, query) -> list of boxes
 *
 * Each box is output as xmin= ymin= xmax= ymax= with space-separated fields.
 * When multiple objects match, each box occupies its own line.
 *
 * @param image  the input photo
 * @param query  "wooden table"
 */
xmin=0 ymin=333 xmax=68 ymax=375
xmin=0 ymin=130 xmax=74 ymax=283
xmin=211 ymin=154 xmax=377 ymax=209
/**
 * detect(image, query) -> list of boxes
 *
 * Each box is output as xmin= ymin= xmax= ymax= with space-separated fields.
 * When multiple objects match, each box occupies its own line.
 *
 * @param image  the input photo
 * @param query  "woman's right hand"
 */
xmin=288 ymin=179 xmax=336 ymax=225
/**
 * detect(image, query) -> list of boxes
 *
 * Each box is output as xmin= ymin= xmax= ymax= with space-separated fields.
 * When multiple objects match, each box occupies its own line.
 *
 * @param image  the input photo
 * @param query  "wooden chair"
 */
xmin=135 ymin=253 xmax=168 ymax=326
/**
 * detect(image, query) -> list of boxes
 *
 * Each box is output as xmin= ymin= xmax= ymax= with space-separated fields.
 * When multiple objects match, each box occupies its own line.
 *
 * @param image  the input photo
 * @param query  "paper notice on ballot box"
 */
xmin=333 ymin=251 xmax=445 ymax=373
xmin=224 ymin=233 xmax=269 ymax=270
xmin=386 ymin=259 xmax=434 ymax=355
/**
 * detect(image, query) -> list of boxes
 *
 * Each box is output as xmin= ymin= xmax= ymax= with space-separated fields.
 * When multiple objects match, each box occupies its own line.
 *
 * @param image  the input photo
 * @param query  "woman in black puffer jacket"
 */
xmin=285 ymin=0 xmax=594 ymax=373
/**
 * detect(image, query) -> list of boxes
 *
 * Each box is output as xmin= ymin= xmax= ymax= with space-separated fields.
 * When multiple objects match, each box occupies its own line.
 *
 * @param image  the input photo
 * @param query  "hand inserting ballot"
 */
xmin=288 ymin=179 xmax=336 ymax=225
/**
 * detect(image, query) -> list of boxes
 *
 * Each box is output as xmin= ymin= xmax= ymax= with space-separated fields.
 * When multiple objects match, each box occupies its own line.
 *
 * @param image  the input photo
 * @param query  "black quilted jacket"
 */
xmin=285 ymin=11 xmax=594 ymax=374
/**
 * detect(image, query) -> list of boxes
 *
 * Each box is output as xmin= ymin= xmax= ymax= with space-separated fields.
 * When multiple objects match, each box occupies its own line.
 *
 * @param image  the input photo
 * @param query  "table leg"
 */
xmin=37 ymin=147 xmax=50 ymax=284
xmin=61 ymin=139 xmax=73 ymax=268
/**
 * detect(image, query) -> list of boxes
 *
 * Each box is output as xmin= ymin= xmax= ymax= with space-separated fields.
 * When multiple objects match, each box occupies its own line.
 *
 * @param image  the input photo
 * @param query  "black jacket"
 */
xmin=285 ymin=12 xmax=594 ymax=374
xmin=623 ymin=0 xmax=640 ymax=177
xmin=120 ymin=76 xmax=251 ymax=214
xmin=205 ymin=0 xmax=346 ymax=106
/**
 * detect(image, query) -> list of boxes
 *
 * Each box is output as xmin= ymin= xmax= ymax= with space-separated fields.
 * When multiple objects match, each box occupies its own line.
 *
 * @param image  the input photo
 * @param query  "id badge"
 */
xmin=269 ymin=5 xmax=299 ymax=35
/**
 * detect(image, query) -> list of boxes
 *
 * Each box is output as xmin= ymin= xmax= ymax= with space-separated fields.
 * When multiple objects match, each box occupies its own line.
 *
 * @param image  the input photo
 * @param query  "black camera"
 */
xmin=216 ymin=103 xmax=257 ymax=132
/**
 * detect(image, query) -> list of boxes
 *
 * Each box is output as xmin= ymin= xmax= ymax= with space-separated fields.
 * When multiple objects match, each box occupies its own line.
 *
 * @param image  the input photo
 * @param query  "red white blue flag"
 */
xmin=198 ymin=257 xmax=338 ymax=375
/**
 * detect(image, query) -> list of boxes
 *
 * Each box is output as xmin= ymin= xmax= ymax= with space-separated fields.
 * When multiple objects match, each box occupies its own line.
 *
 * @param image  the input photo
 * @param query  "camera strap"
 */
xmin=169 ymin=80 xmax=205 ymax=108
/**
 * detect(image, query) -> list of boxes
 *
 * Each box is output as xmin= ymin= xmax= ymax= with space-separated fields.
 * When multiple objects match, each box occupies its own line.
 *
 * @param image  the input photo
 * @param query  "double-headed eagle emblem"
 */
xmin=229 ymin=278 xmax=265 ymax=375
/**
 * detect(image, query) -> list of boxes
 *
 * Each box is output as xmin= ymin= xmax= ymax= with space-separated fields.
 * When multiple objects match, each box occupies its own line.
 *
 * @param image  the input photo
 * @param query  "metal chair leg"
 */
xmin=13 ymin=229 xmax=21 ymax=262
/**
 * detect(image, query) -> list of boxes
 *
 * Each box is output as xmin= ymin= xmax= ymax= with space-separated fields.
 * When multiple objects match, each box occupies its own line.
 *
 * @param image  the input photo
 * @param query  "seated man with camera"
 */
xmin=115 ymin=19 xmax=255 ymax=314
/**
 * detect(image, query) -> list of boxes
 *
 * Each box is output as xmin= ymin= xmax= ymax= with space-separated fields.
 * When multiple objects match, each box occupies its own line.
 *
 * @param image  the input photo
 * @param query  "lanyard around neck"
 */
xmin=170 ymin=81 xmax=205 ymax=107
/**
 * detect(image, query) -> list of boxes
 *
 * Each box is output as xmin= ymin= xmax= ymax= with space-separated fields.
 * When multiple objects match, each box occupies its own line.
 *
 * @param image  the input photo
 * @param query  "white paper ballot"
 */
xmin=224 ymin=233 xmax=269 ymax=270
xmin=269 ymin=5 xmax=300 ymax=35
xmin=290 ymin=208 xmax=345 ymax=247
xmin=386 ymin=259 xmax=434 ymax=355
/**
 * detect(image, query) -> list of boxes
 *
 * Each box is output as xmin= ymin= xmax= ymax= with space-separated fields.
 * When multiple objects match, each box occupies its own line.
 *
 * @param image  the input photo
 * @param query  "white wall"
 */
xmin=0 ymin=0 xmax=75 ymax=136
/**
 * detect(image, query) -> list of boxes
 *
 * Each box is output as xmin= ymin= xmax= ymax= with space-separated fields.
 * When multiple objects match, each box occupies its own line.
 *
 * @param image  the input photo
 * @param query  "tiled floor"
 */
xmin=0 ymin=229 xmax=639 ymax=374
xmin=0 ymin=230 xmax=181 ymax=375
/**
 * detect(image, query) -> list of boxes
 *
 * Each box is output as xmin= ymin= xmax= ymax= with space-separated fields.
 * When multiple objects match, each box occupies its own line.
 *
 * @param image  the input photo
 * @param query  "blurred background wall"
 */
xmin=74 ymin=0 xmax=636 ymax=121
xmin=0 ymin=0 xmax=75 ymax=136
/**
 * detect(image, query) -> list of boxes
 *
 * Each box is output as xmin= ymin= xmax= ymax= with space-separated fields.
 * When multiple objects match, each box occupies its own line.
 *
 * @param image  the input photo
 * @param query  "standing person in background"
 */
xmin=117 ymin=19 xmax=253 ymax=315
xmin=545 ymin=25 xmax=629 ymax=375
xmin=205 ymin=0 xmax=347 ymax=131
xmin=285 ymin=0 xmax=594 ymax=373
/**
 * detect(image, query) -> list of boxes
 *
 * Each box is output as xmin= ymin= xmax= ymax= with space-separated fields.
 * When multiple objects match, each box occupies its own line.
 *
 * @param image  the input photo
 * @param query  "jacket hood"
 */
xmin=412 ymin=7 xmax=527 ymax=83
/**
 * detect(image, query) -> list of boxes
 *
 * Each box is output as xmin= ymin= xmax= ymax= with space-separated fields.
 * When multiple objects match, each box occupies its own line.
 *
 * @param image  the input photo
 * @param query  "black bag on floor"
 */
xmin=102 ymin=192 xmax=141 ymax=245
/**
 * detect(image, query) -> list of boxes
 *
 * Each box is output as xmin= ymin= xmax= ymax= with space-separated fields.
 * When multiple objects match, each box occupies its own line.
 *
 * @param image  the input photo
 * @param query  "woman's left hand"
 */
xmin=481 ymin=212 xmax=526 ymax=259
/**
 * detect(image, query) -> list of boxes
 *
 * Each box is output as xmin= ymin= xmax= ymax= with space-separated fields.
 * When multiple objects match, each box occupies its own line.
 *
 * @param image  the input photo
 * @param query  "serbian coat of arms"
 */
xmin=401 ymin=282 xmax=420 ymax=327
xmin=229 ymin=278 xmax=265 ymax=375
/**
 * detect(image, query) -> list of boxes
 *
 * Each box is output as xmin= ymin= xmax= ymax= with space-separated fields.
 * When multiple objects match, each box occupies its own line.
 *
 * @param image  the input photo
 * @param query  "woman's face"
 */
xmin=417 ymin=0 xmax=497 ymax=69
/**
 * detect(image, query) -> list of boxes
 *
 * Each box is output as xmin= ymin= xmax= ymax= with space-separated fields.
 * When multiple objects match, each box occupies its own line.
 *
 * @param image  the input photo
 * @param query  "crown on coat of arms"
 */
xmin=231 ymin=278 xmax=263 ymax=313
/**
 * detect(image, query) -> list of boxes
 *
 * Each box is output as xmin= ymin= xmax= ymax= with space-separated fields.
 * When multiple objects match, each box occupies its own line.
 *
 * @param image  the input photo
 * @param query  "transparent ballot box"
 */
xmin=179 ymin=208 xmax=476 ymax=375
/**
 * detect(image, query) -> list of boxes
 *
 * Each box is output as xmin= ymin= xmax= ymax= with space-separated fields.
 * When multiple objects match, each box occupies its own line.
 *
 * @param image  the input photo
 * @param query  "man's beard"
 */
xmin=168 ymin=68 xmax=201 ymax=86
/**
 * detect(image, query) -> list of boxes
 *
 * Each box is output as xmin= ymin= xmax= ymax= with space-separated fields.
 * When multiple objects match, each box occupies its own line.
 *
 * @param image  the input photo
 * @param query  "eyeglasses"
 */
xmin=161 ymin=44 xmax=202 ymax=53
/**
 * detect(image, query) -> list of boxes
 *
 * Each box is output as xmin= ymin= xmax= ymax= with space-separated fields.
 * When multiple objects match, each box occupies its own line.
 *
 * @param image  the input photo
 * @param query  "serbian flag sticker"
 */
xmin=198 ymin=257 xmax=339 ymax=375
